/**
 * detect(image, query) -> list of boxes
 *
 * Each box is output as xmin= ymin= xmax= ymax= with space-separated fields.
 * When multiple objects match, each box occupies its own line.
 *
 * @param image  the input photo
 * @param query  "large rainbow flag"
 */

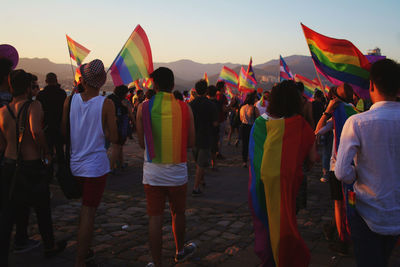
xmin=218 ymin=66 xmax=239 ymax=88
xmin=301 ymin=23 xmax=371 ymax=99
xmin=294 ymin=74 xmax=320 ymax=101
xmin=142 ymin=92 xmax=189 ymax=164
xmin=66 ymin=35 xmax=90 ymax=66
xmin=239 ymin=66 xmax=257 ymax=92
xmin=279 ymin=55 xmax=294 ymax=81
xmin=249 ymin=114 xmax=315 ymax=267
xmin=110 ymin=25 xmax=153 ymax=86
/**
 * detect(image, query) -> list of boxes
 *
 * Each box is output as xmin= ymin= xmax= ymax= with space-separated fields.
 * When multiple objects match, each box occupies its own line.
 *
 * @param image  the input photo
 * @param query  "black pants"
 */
xmin=241 ymin=124 xmax=253 ymax=163
xmin=0 ymin=159 xmax=54 ymax=267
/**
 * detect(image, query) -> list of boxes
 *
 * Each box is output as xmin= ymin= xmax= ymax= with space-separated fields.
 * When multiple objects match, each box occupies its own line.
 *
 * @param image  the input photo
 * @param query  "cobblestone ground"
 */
xmin=10 ymin=137 xmax=400 ymax=267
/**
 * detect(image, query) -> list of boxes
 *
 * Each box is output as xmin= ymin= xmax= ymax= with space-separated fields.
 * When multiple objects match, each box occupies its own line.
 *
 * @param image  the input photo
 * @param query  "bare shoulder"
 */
xmin=29 ymin=100 xmax=43 ymax=112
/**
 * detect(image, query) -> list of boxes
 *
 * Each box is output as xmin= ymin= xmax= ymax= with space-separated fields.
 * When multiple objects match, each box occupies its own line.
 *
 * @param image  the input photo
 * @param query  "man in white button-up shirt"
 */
xmin=335 ymin=59 xmax=400 ymax=267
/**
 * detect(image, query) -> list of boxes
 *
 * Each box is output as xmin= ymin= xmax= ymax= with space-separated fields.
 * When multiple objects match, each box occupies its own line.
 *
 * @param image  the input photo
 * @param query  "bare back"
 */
xmin=0 ymin=100 xmax=43 ymax=160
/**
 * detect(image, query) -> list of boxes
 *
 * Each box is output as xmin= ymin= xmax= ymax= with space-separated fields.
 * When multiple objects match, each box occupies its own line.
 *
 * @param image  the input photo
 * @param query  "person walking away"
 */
xmin=190 ymin=80 xmax=218 ymax=196
xmin=36 ymin=73 xmax=67 ymax=167
xmin=335 ymin=59 xmax=400 ymax=267
xmin=0 ymin=70 xmax=66 ymax=266
xmin=107 ymin=85 xmax=134 ymax=174
xmin=207 ymin=85 xmax=220 ymax=171
xmin=240 ymin=91 xmax=260 ymax=168
xmin=136 ymin=67 xmax=196 ymax=267
xmin=62 ymin=59 xmax=118 ymax=267
xmin=248 ymin=80 xmax=317 ymax=267
xmin=315 ymin=82 xmax=357 ymax=255
xmin=216 ymin=81 xmax=228 ymax=159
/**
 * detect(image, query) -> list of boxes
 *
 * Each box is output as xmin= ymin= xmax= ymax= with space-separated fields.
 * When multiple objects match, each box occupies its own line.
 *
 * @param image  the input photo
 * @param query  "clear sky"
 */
xmin=2 ymin=0 xmax=399 ymax=67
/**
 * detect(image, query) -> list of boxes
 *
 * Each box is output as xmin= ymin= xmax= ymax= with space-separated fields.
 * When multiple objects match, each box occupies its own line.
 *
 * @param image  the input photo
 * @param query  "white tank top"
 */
xmin=70 ymin=93 xmax=110 ymax=177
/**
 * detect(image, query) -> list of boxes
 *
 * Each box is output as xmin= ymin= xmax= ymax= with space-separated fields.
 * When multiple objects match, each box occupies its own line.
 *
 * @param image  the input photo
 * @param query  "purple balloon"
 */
xmin=0 ymin=44 xmax=19 ymax=69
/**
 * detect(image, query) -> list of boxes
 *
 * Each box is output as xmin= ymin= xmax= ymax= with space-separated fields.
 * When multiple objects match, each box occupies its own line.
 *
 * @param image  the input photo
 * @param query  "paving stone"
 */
xmin=95 ymin=234 xmax=112 ymax=242
xmin=230 ymin=221 xmax=245 ymax=228
xmin=204 ymin=230 xmax=221 ymax=237
xmin=221 ymin=232 xmax=239 ymax=240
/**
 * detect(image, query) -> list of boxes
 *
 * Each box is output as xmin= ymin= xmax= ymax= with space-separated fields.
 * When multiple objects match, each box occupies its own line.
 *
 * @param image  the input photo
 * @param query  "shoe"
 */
xmin=174 ymin=242 xmax=197 ymax=263
xmin=328 ymin=241 xmax=349 ymax=256
xmin=192 ymin=189 xmax=203 ymax=197
xmin=44 ymin=240 xmax=67 ymax=258
xmin=14 ymin=239 xmax=41 ymax=253
xmin=146 ymin=262 xmax=155 ymax=267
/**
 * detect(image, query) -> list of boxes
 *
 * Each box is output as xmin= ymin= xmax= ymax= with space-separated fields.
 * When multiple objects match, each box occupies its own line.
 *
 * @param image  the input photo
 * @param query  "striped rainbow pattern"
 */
xmin=142 ymin=92 xmax=189 ymax=164
xmin=239 ymin=66 xmax=256 ymax=92
xmin=279 ymin=55 xmax=294 ymax=81
xmin=294 ymin=74 xmax=319 ymax=101
xmin=301 ymin=23 xmax=371 ymax=99
xmin=203 ymin=72 xmax=209 ymax=86
xmin=142 ymin=78 xmax=154 ymax=89
xmin=74 ymin=67 xmax=81 ymax=83
xmin=110 ymin=25 xmax=153 ymax=86
xmin=249 ymin=114 xmax=314 ymax=267
xmin=218 ymin=66 xmax=239 ymax=88
xmin=66 ymin=35 xmax=90 ymax=66
xmin=332 ymin=102 xmax=359 ymax=153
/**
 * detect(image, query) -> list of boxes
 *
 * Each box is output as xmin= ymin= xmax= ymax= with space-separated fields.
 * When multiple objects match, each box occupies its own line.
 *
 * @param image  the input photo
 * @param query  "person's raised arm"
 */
xmin=136 ymin=103 xmax=145 ymax=149
xmin=315 ymin=98 xmax=340 ymax=134
xmin=103 ymin=98 xmax=118 ymax=144
xmin=187 ymin=104 xmax=195 ymax=148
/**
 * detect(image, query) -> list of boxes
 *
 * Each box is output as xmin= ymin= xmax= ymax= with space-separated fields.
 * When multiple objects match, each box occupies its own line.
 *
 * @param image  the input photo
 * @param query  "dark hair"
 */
xmin=136 ymin=89 xmax=144 ymax=96
xmin=195 ymin=79 xmax=208 ymax=95
xmin=370 ymin=59 xmax=400 ymax=97
xmin=77 ymin=83 xmax=84 ymax=93
xmin=327 ymin=86 xmax=336 ymax=100
xmin=9 ymin=69 xmax=32 ymax=97
xmin=173 ymin=90 xmax=183 ymax=101
xmin=46 ymin=72 xmax=58 ymax=84
xmin=216 ymin=81 xmax=225 ymax=91
xmin=267 ymin=80 xmax=302 ymax=118
xmin=314 ymin=89 xmax=324 ymax=100
xmin=183 ymin=90 xmax=189 ymax=97
xmin=244 ymin=91 xmax=257 ymax=105
xmin=145 ymin=89 xmax=156 ymax=100
xmin=150 ymin=67 xmax=174 ymax=92
xmin=0 ymin=58 xmax=13 ymax=84
xmin=207 ymin=85 xmax=217 ymax=97
xmin=296 ymin=82 xmax=304 ymax=93
xmin=114 ymin=85 xmax=129 ymax=99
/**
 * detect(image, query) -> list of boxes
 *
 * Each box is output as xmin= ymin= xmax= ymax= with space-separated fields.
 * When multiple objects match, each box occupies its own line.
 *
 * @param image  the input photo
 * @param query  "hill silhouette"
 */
xmin=17 ymin=55 xmax=319 ymax=91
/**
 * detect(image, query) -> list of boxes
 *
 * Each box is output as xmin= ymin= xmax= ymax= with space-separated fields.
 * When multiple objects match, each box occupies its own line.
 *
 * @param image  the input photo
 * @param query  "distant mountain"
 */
xmin=17 ymin=55 xmax=319 ymax=91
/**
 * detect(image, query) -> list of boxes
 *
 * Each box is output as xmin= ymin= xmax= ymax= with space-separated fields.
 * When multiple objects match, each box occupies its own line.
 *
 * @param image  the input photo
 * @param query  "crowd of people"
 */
xmin=0 ymin=43 xmax=399 ymax=267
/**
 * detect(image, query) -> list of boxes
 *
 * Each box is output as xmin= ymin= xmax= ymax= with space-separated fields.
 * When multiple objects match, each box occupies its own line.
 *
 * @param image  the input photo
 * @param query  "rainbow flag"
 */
xmin=142 ymin=78 xmax=154 ymax=89
xmin=249 ymin=114 xmax=315 ymax=267
xmin=294 ymin=74 xmax=319 ymax=101
xmin=110 ymin=25 xmax=153 ymax=86
xmin=128 ymin=80 xmax=141 ymax=90
xmin=301 ymin=23 xmax=371 ymax=99
xmin=239 ymin=66 xmax=257 ymax=92
xmin=246 ymin=57 xmax=257 ymax=82
xmin=279 ymin=55 xmax=294 ymax=81
xmin=226 ymin=85 xmax=235 ymax=101
xmin=203 ymin=72 xmax=209 ymax=86
xmin=66 ymin=35 xmax=90 ymax=66
xmin=74 ymin=67 xmax=81 ymax=83
xmin=218 ymin=66 xmax=239 ymax=88
xmin=142 ymin=92 xmax=189 ymax=164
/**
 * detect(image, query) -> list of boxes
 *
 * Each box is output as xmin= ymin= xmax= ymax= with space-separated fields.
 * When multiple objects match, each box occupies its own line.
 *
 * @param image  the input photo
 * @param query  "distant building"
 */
xmin=367 ymin=47 xmax=381 ymax=56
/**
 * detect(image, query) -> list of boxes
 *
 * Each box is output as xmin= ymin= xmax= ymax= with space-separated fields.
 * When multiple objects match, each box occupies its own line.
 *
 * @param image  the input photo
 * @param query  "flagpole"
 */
xmin=66 ymin=35 xmax=76 ymax=80
xmin=107 ymin=27 xmax=135 ymax=73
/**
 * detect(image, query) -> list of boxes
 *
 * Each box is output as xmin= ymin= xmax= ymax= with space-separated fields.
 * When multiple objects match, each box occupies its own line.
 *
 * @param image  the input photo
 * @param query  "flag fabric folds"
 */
xmin=301 ymin=23 xmax=371 ymax=99
xmin=142 ymin=92 xmax=189 ymax=164
xmin=279 ymin=55 xmax=294 ymax=81
xmin=110 ymin=25 xmax=154 ymax=86
xmin=66 ymin=35 xmax=90 ymax=66
xmin=218 ymin=66 xmax=239 ymax=88
xmin=246 ymin=57 xmax=257 ymax=82
xmin=203 ymin=72 xmax=209 ymax=86
xmin=74 ymin=67 xmax=81 ymax=83
xmin=249 ymin=114 xmax=315 ymax=267
xmin=239 ymin=66 xmax=257 ymax=92
xmin=294 ymin=74 xmax=319 ymax=101
xmin=142 ymin=78 xmax=154 ymax=89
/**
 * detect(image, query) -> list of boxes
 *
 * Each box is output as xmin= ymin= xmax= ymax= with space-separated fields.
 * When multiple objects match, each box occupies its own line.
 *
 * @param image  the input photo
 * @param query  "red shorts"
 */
xmin=144 ymin=184 xmax=187 ymax=216
xmin=75 ymin=175 xmax=107 ymax=207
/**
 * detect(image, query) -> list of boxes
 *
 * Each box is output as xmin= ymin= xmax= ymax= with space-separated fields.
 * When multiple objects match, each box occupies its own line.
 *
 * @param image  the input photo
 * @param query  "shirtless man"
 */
xmin=0 ymin=69 xmax=65 ymax=267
